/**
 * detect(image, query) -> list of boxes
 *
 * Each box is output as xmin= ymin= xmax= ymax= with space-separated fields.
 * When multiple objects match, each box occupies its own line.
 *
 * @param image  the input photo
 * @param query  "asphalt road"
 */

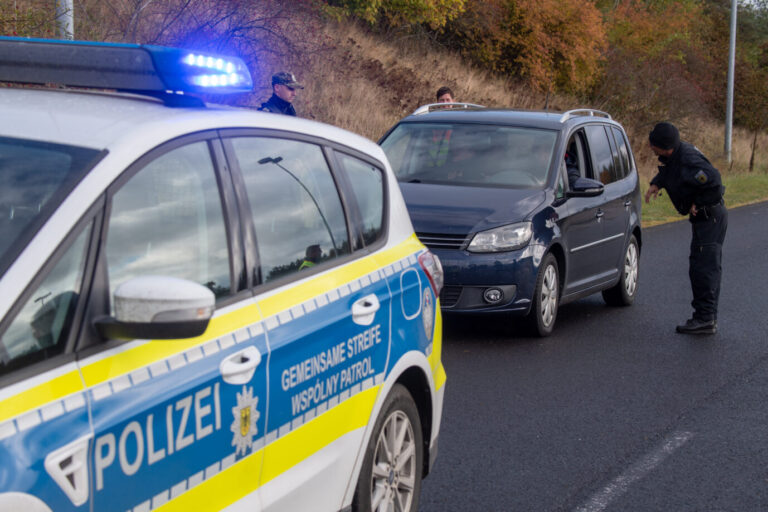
xmin=420 ymin=201 xmax=768 ymax=511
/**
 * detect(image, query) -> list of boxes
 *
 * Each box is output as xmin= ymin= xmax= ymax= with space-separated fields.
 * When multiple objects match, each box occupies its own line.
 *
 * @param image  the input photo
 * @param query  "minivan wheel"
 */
xmin=602 ymin=234 xmax=639 ymax=307
xmin=527 ymin=253 xmax=559 ymax=337
xmin=352 ymin=384 xmax=423 ymax=512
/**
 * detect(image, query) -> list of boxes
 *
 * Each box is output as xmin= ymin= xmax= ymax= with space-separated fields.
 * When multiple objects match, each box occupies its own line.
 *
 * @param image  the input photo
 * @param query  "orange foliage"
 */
xmin=509 ymin=0 xmax=607 ymax=93
xmin=607 ymin=0 xmax=703 ymax=60
xmin=592 ymin=0 xmax=716 ymax=123
xmin=441 ymin=0 xmax=607 ymax=94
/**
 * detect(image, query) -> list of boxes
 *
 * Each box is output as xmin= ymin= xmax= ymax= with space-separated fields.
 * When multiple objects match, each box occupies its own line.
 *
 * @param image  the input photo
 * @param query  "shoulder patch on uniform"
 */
xmin=695 ymin=170 xmax=708 ymax=184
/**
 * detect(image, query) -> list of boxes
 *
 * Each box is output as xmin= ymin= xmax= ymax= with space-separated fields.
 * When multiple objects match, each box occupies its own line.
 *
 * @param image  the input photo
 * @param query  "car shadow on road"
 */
xmin=440 ymin=296 xmax=616 ymax=344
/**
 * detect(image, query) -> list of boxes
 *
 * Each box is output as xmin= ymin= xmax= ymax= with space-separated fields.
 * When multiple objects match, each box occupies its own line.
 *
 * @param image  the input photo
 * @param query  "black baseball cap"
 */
xmin=649 ymin=122 xmax=680 ymax=150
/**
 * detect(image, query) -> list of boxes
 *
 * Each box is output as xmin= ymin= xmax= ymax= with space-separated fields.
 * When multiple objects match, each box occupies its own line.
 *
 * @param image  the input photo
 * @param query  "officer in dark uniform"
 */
xmin=645 ymin=122 xmax=727 ymax=334
xmin=258 ymin=71 xmax=303 ymax=116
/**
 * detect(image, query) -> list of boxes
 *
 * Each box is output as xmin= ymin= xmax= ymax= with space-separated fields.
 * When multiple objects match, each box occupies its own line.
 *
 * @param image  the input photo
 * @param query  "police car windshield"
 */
xmin=381 ymin=123 xmax=557 ymax=188
xmin=0 ymin=137 xmax=101 ymax=277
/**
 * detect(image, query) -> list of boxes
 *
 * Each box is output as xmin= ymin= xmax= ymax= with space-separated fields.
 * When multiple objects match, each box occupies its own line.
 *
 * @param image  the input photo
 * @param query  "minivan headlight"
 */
xmin=467 ymin=222 xmax=532 ymax=252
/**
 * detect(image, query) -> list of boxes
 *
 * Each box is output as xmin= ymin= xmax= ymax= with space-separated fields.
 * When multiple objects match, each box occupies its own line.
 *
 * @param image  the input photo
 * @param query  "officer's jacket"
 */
xmin=651 ymin=141 xmax=724 ymax=215
xmin=258 ymin=93 xmax=297 ymax=116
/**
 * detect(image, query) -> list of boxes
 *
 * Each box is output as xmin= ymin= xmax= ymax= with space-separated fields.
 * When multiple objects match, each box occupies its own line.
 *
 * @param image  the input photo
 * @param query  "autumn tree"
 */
xmin=324 ymin=0 xmax=466 ymax=29
xmin=735 ymin=61 xmax=768 ymax=172
xmin=439 ymin=0 xmax=607 ymax=95
xmin=591 ymin=0 xmax=714 ymax=124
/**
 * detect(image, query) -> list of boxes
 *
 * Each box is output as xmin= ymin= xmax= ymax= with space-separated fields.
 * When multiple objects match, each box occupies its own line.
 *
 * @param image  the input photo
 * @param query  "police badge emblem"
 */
xmin=695 ymin=170 xmax=708 ymax=184
xmin=231 ymin=385 xmax=260 ymax=455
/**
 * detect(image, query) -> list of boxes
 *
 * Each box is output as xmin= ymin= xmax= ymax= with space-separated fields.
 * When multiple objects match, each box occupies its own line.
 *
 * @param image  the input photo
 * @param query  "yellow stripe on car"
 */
xmin=0 ymin=369 xmax=85 ymax=423
xmin=153 ymin=386 xmax=379 ymax=511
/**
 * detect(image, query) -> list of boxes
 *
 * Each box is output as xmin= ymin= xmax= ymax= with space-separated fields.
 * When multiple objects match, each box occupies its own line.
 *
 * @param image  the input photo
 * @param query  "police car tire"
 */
xmin=602 ymin=234 xmax=639 ymax=307
xmin=352 ymin=383 xmax=423 ymax=512
xmin=527 ymin=253 xmax=559 ymax=337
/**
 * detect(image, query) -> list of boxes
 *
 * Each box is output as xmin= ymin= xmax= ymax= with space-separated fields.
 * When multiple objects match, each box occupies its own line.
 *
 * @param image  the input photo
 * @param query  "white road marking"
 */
xmin=575 ymin=431 xmax=694 ymax=512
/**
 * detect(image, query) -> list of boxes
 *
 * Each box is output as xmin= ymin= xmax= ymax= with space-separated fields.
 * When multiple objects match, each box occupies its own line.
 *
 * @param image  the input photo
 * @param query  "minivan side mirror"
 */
xmin=567 ymin=177 xmax=605 ymax=198
xmin=94 ymin=276 xmax=215 ymax=341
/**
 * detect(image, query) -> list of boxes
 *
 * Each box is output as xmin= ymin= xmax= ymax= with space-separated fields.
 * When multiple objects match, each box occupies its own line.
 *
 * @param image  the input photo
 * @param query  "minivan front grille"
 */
xmin=440 ymin=286 xmax=462 ymax=307
xmin=417 ymin=232 xmax=468 ymax=250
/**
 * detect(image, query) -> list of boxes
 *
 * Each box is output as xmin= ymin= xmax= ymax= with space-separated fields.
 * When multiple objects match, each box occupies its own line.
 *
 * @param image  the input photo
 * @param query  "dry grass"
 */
xmin=295 ymin=21 xmax=559 ymax=141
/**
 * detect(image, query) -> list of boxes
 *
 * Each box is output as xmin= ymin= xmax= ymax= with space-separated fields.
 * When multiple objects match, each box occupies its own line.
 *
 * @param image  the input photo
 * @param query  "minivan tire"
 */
xmin=602 ymin=234 xmax=639 ymax=307
xmin=527 ymin=253 xmax=559 ymax=337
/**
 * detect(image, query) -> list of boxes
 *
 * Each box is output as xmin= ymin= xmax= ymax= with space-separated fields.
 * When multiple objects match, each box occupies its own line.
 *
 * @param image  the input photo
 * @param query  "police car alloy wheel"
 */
xmin=353 ymin=384 xmax=423 ymax=512
xmin=602 ymin=234 xmax=639 ymax=307
xmin=528 ymin=253 xmax=559 ymax=337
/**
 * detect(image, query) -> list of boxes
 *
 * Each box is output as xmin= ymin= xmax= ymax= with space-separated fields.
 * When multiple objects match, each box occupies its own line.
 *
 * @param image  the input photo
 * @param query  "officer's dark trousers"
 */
xmin=688 ymin=203 xmax=727 ymax=323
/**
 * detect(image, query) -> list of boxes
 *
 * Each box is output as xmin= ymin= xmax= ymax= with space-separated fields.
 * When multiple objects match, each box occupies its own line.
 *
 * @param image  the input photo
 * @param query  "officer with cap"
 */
xmin=645 ymin=121 xmax=727 ymax=335
xmin=259 ymin=71 xmax=303 ymax=116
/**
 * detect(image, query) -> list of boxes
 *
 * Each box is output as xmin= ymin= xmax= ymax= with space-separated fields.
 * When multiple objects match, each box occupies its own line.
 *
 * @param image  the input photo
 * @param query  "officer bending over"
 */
xmin=645 ymin=122 xmax=727 ymax=335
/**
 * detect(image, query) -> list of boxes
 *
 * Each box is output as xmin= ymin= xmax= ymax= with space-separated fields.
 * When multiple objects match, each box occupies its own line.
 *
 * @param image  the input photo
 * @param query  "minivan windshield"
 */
xmin=0 ymin=137 xmax=101 ymax=277
xmin=381 ymin=123 xmax=558 ymax=188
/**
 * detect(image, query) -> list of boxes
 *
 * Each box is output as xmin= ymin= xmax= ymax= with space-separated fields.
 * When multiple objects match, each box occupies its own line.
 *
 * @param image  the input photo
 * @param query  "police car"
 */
xmin=0 ymin=37 xmax=445 ymax=512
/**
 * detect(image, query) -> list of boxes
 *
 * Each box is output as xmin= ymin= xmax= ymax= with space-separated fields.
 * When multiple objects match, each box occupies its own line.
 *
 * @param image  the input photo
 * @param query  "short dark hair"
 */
xmin=436 ymin=86 xmax=454 ymax=101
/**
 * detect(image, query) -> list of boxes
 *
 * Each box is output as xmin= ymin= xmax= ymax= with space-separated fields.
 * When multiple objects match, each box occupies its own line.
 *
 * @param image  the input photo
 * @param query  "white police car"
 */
xmin=0 ymin=37 xmax=445 ymax=512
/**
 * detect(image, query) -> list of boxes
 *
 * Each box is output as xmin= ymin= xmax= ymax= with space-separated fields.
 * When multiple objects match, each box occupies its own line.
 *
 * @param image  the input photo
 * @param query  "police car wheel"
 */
xmin=602 ymin=234 xmax=639 ymax=307
xmin=527 ymin=253 xmax=559 ymax=337
xmin=353 ymin=383 xmax=423 ymax=512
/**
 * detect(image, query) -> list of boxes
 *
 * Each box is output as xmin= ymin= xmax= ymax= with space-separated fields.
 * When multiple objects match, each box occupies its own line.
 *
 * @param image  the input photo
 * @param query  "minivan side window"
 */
xmin=611 ymin=126 xmax=631 ymax=179
xmin=0 ymin=224 xmax=90 ymax=375
xmin=334 ymin=152 xmax=385 ymax=246
xmin=585 ymin=125 xmax=616 ymax=185
xmin=229 ymin=137 xmax=351 ymax=283
xmin=105 ymin=141 xmax=232 ymax=306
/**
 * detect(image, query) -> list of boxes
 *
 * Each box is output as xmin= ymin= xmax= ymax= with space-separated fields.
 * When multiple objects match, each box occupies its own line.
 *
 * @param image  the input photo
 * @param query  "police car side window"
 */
xmin=229 ymin=137 xmax=351 ymax=283
xmin=585 ymin=125 xmax=616 ymax=185
xmin=334 ymin=153 xmax=385 ymax=246
xmin=105 ymin=141 xmax=231 ymax=307
xmin=0 ymin=225 xmax=90 ymax=376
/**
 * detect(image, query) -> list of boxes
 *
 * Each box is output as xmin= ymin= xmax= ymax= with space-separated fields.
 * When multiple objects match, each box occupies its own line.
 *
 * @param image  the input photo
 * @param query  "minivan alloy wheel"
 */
xmin=623 ymin=241 xmax=638 ymax=297
xmin=540 ymin=264 xmax=558 ymax=328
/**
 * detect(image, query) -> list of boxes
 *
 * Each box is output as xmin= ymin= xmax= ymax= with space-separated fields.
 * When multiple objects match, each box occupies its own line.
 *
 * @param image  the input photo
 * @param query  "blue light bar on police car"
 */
xmin=0 ymin=36 xmax=253 ymax=97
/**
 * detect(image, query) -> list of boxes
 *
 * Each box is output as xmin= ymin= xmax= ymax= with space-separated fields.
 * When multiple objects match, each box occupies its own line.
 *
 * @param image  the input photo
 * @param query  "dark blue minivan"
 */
xmin=379 ymin=105 xmax=642 ymax=336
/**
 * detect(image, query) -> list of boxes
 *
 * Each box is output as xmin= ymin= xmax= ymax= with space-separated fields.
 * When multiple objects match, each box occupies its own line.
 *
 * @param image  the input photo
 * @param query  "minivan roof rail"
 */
xmin=412 ymin=102 xmax=486 ymax=115
xmin=559 ymin=109 xmax=611 ymax=122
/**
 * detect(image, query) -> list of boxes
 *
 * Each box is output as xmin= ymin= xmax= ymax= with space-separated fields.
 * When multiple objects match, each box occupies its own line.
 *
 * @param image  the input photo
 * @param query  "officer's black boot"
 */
xmin=676 ymin=317 xmax=717 ymax=335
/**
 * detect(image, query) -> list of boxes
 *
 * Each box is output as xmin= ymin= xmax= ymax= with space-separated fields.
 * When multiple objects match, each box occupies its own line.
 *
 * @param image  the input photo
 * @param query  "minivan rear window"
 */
xmin=381 ymin=123 xmax=557 ymax=189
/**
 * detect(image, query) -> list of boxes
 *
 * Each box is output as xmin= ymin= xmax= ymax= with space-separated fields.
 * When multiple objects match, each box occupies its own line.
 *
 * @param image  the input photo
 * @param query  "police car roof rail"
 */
xmin=412 ymin=102 xmax=486 ymax=115
xmin=559 ymin=109 xmax=612 ymax=122
xmin=0 ymin=36 xmax=253 ymax=107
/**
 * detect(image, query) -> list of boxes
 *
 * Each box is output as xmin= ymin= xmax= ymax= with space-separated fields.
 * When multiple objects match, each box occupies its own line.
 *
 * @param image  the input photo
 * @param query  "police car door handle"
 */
xmin=624 ymin=199 xmax=632 ymax=207
xmin=352 ymin=294 xmax=380 ymax=326
xmin=595 ymin=209 xmax=604 ymax=218
xmin=45 ymin=434 xmax=92 ymax=506
xmin=220 ymin=345 xmax=261 ymax=385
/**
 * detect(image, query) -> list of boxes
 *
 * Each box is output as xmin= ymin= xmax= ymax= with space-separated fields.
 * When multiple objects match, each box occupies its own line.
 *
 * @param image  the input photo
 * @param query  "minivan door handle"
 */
xmin=595 ymin=209 xmax=605 ymax=219
xmin=352 ymin=294 xmax=380 ymax=326
xmin=220 ymin=345 xmax=261 ymax=385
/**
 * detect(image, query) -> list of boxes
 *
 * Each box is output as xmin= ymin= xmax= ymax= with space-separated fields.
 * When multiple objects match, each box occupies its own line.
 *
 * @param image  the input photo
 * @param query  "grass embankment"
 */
xmin=641 ymin=173 xmax=768 ymax=227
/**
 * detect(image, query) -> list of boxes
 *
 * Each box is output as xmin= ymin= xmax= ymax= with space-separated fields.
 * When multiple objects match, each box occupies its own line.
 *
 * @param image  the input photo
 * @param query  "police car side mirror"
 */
xmin=567 ymin=177 xmax=604 ymax=198
xmin=94 ymin=276 xmax=215 ymax=341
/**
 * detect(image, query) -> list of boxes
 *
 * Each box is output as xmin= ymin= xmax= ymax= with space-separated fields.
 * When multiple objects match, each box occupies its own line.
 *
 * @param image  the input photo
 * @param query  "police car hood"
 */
xmin=398 ymin=182 xmax=545 ymax=235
